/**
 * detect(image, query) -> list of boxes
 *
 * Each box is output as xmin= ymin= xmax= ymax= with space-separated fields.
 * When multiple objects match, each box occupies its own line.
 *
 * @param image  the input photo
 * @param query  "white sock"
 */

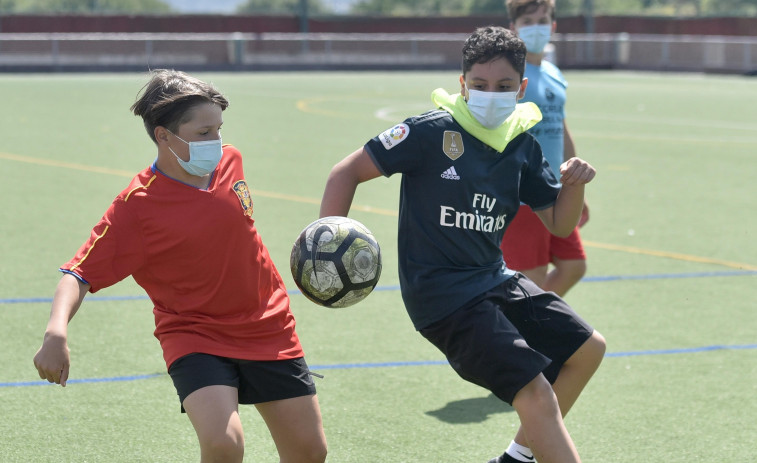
xmin=506 ymin=440 xmax=534 ymax=462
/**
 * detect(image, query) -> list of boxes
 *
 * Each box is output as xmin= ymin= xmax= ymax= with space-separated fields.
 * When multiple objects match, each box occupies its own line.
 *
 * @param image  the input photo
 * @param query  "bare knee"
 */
xmin=311 ymin=441 xmax=328 ymax=463
xmin=585 ymin=330 xmax=607 ymax=366
xmin=555 ymin=258 xmax=586 ymax=282
xmin=280 ymin=435 xmax=327 ymax=463
xmin=199 ymin=430 xmax=245 ymax=463
xmin=302 ymin=443 xmax=328 ymax=463
xmin=513 ymin=375 xmax=560 ymax=417
xmin=565 ymin=330 xmax=606 ymax=374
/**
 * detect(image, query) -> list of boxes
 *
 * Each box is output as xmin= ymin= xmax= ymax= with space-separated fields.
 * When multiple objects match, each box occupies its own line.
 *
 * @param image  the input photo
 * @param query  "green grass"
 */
xmin=1 ymin=70 xmax=756 ymax=462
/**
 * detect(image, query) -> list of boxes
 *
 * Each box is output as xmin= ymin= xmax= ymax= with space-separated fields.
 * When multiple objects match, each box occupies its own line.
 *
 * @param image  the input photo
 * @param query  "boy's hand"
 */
xmin=560 ymin=157 xmax=596 ymax=186
xmin=33 ymin=334 xmax=71 ymax=387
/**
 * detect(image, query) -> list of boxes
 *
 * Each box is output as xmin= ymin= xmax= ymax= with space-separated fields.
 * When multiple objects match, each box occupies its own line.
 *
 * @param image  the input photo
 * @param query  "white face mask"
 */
xmin=168 ymin=131 xmax=223 ymax=177
xmin=465 ymin=87 xmax=519 ymax=129
xmin=518 ymin=24 xmax=552 ymax=54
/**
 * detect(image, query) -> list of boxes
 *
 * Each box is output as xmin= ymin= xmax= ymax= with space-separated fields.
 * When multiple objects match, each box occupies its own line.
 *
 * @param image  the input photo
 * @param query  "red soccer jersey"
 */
xmin=61 ymin=145 xmax=304 ymax=369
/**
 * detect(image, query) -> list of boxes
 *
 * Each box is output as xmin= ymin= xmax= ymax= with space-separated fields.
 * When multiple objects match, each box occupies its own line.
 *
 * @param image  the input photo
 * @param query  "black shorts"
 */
xmin=419 ymin=273 xmax=593 ymax=405
xmin=168 ymin=354 xmax=317 ymax=413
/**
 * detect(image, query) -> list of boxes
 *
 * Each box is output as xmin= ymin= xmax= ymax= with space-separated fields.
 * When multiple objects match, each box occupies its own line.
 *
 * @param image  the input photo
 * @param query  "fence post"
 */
xmin=145 ymin=39 xmax=153 ymax=69
xmin=52 ymin=38 xmax=60 ymax=71
xmin=227 ymin=32 xmax=244 ymax=66
xmin=703 ymin=38 xmax=725 ymax=69
xmin=614 ymin=32 xmax=630 ymax=68
xmin=744 ymin=41 xmax=752 ymax=72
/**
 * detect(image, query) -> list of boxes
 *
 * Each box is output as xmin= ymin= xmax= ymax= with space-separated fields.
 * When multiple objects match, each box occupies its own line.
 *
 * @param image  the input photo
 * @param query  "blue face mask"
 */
xmin=518 ymin=24 xmax=552 ymax=54
xmin=465 ymin=86 xmax=519 ymax=129
xmin=168 ymin=131 xmax=223 ymax=177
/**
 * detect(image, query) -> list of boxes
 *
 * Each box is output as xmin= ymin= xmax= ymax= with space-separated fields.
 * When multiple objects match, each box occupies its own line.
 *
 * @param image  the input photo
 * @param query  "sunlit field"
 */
xmin=1 ymin=70 xmax=755 ymax=462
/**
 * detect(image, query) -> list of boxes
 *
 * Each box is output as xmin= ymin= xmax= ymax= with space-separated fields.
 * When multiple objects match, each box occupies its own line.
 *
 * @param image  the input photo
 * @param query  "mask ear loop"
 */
xmin=166 ymin=129 xmax=189 ymax=145
xmin=164 ymin=129 xmax=188 ymax=163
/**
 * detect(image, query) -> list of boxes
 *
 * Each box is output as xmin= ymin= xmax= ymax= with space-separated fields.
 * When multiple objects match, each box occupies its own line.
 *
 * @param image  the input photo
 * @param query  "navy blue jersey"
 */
xmin=365 ymin=109 xmax=561 ymax=329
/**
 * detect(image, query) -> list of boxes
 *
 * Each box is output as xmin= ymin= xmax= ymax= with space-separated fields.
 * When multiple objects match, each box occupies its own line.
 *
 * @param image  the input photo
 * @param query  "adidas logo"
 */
xmin=441 ymin=166 xmax=460 ymax=180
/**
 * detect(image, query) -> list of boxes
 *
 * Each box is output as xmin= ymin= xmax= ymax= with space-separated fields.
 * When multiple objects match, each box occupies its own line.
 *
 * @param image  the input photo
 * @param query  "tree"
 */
xmin=350 ymin=0 xmax=468 ymax=15
xmin=0 ymin=0 xmax=16 ymax=14
xmin=704 ymin=0 xmax=757 ymax=15
xmin=467 ymin=0 xmax=507 ymax=15
xmin=236 ymin=0 xmax=332 ymax=15
xmin=4 ymin=0 xmax=172 ymax=13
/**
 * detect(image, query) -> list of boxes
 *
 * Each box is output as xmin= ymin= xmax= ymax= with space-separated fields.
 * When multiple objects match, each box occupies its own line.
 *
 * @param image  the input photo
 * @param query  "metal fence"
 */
xmin=0 ymin=32 xmax=755 ymax=74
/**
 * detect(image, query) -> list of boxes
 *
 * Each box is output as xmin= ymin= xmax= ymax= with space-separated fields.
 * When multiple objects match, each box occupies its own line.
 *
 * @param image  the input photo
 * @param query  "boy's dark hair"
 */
xmin=462 ymin=26 xmax=526 ymax=78
xmin=130 ymin=69 xmax=229 ymax=144
xmin=506 ymin=0 xmax=555 ymax=22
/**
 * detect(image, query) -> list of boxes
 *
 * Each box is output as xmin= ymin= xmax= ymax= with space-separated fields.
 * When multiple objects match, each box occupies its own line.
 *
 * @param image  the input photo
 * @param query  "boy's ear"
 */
xmin=155 ymin=126 xmax=170 ymax=145
xmin=459 ymin=74 xmax=467 ymax=97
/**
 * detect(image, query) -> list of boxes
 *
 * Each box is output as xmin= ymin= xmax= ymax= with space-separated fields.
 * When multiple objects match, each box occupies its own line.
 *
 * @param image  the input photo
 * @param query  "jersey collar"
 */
xmin=431 ymin=88 xmax=542 ymax=153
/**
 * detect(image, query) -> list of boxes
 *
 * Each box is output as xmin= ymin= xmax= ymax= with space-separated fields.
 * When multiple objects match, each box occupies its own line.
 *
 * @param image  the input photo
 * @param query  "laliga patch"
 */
xmin=442 ymin=131 xmax=464 ymax=160
xmin=233 ymin=180 xmax=253 ymax=217
xmin=379 ymin=123 xmax=409 ymax=150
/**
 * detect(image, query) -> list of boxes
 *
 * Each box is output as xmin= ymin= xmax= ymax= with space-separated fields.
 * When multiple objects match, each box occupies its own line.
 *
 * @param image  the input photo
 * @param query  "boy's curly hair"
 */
xmin=462 ymin=26 xmax=526 ymax=78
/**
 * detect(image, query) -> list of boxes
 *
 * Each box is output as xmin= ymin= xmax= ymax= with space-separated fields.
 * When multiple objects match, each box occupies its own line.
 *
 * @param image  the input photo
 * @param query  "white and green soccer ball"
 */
xmin=290 ymin=216 xmax=382 ymax=308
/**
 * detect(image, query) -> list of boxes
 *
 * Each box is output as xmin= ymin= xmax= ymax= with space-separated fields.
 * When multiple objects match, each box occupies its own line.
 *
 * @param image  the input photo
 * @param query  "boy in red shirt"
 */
xmin=33 ymin=69 xmax=327 ymax=463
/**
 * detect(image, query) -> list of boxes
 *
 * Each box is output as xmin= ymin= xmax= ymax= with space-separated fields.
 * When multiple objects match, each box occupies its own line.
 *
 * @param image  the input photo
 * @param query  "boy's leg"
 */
xmin=514 ymin=258 xmax=585 ymax=297
xmin=512 ymin=330 xmax=606 ymax=451
xmin=517 ymin=265 xmax=549 ymax=290
xmin=511 ymin=375 xmax=580 ymax=463
xmin=552 ymin=330 xmax=606 ymax=415
xmin=255 ymin=394 xmax=327 ymax=463
xmin=543 ymin=257 xmax=586 ymax=297
xmin=543 ymin=227 xmax=587 ymax=296
xmin=501 ymin=205 xmax=551 ymax=288
xmin=501 ymin=275 xmax=603 ymax=458
xmin=183 ymin=385 xmax=245 ymax=463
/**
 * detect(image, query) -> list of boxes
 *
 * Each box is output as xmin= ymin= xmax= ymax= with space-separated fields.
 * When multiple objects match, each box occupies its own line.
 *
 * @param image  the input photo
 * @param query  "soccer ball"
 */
xmin=290 ymin=216 xmax=382 ymax=308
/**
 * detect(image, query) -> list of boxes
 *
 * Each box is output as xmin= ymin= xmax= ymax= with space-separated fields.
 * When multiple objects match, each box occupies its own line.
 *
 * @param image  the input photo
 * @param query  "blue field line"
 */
xmin=604 ymin=344 xmax=757 ymax=357
xmin=4 ymin=344 xmax=756 ymax=388
xmin=1 ymin=270 xmax=755 ymax=306
xmin=1 ymin=373 xmax=163 ymax=388
xmin=582 ymin=270 xmax=757 ymax=282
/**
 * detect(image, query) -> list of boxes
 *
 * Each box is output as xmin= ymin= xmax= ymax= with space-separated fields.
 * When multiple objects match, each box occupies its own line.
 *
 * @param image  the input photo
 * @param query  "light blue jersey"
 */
xmin=524 ymin=60 xmax=568 ymax=180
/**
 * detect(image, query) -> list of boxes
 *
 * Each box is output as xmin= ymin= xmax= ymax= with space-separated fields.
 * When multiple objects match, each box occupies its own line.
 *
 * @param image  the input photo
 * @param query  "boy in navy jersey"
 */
xmin=320 ymin=27 xmax=605 ymax=463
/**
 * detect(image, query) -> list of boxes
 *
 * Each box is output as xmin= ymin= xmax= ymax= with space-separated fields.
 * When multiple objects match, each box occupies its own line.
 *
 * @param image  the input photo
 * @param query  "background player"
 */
xmin=500 ymin=0 xmax=590 ymax=296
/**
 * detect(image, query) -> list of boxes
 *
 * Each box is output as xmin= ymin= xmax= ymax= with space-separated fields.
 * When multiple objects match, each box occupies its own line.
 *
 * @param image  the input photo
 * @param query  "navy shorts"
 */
xmin=168 ymin=353 xmax=317 ymax=413
xmin=419 ymin=273 xmax=593 ymax=405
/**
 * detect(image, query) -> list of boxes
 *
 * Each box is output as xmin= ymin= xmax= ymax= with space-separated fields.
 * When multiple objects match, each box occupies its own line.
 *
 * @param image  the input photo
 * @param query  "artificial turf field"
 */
xmin=1 ymin=70 xmax=755 ymax=462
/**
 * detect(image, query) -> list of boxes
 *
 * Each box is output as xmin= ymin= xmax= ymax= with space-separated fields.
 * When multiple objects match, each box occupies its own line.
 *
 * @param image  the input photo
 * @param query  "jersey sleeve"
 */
xmin=518 ymin=134 xmax=561 ymax=211
xmin=363 ymin=120 xmax=424 ymax=177
xmin=61 ymin=197 xmax=146 ymax=293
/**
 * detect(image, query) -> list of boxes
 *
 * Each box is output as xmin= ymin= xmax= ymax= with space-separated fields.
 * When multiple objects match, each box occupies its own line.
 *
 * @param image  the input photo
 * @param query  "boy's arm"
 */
xmin=320 ymin=147 xmax=383 ymax=218
xmin=33 ymin=273 xmax=90 ymax=387
xmin=564 ymin=120 xmax=590 ymax=227
xmin=563 ymin=120 xmax=576 ymax=162
xmin=535 ymin=157 xmax=595 ymax=237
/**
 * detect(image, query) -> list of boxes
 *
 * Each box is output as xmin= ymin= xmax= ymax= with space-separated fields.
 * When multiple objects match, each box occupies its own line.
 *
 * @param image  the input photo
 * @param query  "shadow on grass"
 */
xmin=425 ymin=393 xmax=514 ymax=424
